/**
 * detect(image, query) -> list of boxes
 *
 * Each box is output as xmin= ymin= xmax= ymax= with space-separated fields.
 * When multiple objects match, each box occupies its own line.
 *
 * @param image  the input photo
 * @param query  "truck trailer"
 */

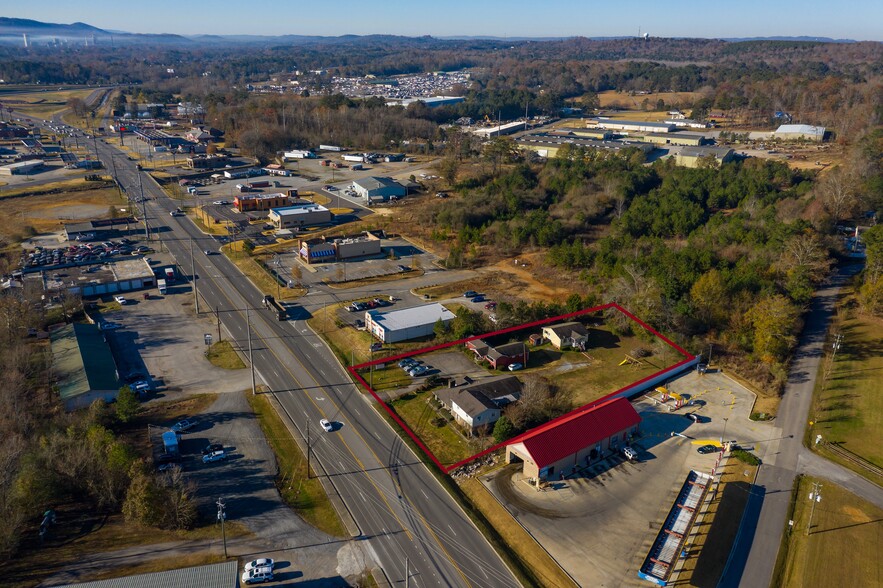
xmin=261 ymin=294 xmax=287 ymax=321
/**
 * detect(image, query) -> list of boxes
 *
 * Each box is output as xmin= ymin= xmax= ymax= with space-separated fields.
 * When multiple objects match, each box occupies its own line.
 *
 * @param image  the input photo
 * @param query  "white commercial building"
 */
xmin=0 ymin=159 xmax=44 ymax=175
xmin=366 ymin=303 xmax=456 ymax=343
xmin=284 ymin=150 xmax=316 ymax=159
xmin=351 ymin=176 xmax=407 ymax=203
xmin=774 ymin=124 xmax=826 ymax=142
xmin=594 ymin=118 xmax=675 ymax=133
xmin=472 ymin=121 xmax=526 ymax=138
xmin=268 ymin=203 xmax=333 ymax=230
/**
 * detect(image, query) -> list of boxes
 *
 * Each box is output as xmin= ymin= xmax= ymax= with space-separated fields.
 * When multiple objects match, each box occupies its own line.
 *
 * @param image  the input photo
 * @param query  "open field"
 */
xmin=0 ymin=182 xmax=122 ymax=247
xmin=247 ymin=393 xmax=347 ymax=537
xmin=596 ymin=90 xmax=705 ymax=110
xmin=458 ymin=476 xmax=579 ymax=588
xmin=2 ymin=88 xmax=95 ymax=118
xmin=809 ymin=295 xmax=883 ymax=483
xmin=775 ymin=476 xmax=883 ymax=588
xmin=205 ymin=340 xmax=246 ymax=369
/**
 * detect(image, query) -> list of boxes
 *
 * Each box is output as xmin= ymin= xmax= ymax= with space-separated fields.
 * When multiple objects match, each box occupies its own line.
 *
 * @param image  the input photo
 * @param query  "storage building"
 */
xmin=593 ymin=118 xmax=675 ymax=133
xmin=351 ymin=176 xmax=407 ymax=203
xmin=50 ymin=323 xmax=120 ymax=411
xmin=506 ymin=397 xmax=641 ymax=481
xmin=268 ymin=203 xmax=332 ymax=230
xmin=366 ymin=303 xmax=455 ymax=343
xmin=773 ymin=124 xmax=826 ymax=142
xmin=471 ymin=121 xmax=527 ymax=138
xmin=675 ymin=146 xmax=736 ymax=168
xmin=0 ymin=159 xmax=44 ymax=175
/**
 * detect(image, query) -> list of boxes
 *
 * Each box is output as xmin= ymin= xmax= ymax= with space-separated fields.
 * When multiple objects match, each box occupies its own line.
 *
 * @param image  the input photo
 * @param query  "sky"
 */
xmin=7 ymin=0 xmax=883 ymax=41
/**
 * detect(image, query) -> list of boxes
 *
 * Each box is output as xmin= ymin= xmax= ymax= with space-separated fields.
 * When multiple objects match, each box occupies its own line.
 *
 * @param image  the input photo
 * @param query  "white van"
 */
xmin=241 ymin=566 xmax=274 ymax=584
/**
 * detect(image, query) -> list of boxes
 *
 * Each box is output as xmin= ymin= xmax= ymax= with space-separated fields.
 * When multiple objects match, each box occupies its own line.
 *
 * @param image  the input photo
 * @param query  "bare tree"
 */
xmin=818 ymin=166 xmax=860 ymax=224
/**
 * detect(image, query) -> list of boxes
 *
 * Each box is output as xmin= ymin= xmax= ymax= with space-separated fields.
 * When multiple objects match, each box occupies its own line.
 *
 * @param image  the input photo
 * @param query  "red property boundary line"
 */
xmin=347 ymin=302 xmax=695 ymax=474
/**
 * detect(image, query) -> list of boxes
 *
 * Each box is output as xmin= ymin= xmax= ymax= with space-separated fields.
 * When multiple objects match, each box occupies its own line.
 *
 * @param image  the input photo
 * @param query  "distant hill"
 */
xmin=0 ymin=17 xmax=192 ymax=46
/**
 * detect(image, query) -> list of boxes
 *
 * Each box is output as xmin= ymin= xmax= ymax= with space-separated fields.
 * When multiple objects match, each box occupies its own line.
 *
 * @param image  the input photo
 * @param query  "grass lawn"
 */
xmin=776 ymin=476 xmax=883 ymax=588
xmin=327 ymin=267 xmax=425 ymax=290
xmin=205 ymin=340 xmax=246 ymax=369
xmin=458 ymin=477 xmax=579 ymax=588
xmin=247 ymin=392 xmax=347 ymax=537
xmin=809 ymin=297 xmax=883 ymax=479
xmin=221 ymin=243 xmax=303 ymax=302
xmin=389 ymin=389 xmax=479 ymax=466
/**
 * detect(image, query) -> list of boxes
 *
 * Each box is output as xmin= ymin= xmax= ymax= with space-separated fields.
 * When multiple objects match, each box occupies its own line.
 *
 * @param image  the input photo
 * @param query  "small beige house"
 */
xmin=542 ymin=321 xmax=589 ymax=350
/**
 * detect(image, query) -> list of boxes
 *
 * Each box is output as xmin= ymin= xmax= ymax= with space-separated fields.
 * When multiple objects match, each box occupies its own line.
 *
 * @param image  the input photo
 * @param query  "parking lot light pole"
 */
xmin=721 ymin=417 xmax=729 ymax=446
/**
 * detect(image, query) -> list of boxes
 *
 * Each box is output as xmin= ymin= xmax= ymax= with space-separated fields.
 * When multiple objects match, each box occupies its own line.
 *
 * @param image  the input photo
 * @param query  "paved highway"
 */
xmin=87 ymin=135 xmax=520 ymax=587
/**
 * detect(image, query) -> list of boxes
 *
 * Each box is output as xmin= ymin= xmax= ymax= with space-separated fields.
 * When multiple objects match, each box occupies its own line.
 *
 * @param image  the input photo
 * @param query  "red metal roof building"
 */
xmin=506 ymin=397 xmax=641 ymax=481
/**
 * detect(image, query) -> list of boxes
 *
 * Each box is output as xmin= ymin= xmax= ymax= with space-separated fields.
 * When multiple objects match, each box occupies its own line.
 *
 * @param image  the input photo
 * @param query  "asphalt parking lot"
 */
xmin=483 ymin=370 xmax=776 ymax=587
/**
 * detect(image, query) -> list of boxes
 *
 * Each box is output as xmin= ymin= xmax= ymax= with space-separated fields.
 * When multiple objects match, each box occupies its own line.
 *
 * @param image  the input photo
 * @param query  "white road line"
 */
xmin=448 ymin=524 xmax=456 ymax=537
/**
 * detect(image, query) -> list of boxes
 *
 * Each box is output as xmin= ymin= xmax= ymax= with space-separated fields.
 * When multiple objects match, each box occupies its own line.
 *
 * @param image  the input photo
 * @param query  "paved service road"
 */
xmin=83 ymin=129 xmax=519 ymax=588
xmin=722 ymin=264 xmax=863 ymax=588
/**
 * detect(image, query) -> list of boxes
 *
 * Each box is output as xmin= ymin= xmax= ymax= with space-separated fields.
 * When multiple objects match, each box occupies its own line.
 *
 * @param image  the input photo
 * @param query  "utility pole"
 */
xmin=216 ymin=497 xmax=227 ymax=557
xmin=216 ymin=307 xmax=221 ymax=342
xmin=306 ymin=420 xmax=312 ymax=479
xmin=405 ymin=557 xmax=409 ymax=588
xmin=721 ymin=417 xmax=729 ymax=446
xmin=246 ymin=306 xmax=256 ymax=395
xmin=807 ymin=482 xmax=822 ymax=536
xmin=137 ymin=170 xmax=149 ymax=240
xmin=190 ymin=238 xmax=199 ymax=314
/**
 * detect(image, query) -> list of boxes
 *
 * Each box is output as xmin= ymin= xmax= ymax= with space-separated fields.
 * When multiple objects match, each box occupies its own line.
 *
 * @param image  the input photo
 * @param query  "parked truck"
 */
xmin=164 ymin=267 xmax=175 ymax=282
xmin=247 ymin=180 xmax=270 ymax=189
xmin=261 ymin=294 xmax=287 ymax=321
xmin=157 ymin=279 xmax=167 ymax=294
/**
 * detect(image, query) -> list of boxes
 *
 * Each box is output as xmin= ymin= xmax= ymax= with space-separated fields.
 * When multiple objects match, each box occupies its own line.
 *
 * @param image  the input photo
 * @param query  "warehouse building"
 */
xmin=351 ymin=176 xmax=407 ymax=203
xmin=53 ymin=561 xmax=239 ymax=588
xmin=268 ymin=203 xmax=332 ymax=230
xmin=593 ymin=118 xmax=675 ymax=133
xmin=386 ymin=96 xmax=466 ymax=108
xmin=50 ymin=323 xmax=120 ymax=411
xmin=299 ymin=231 xmax=382 ymax=263
xmin=366 ymin=303 xmax=456 ymax=343
xmin=41 ymin=258 xmax=157 ymax=297
xmin=517 ymin=133 xmax=654 ymax=159
xmin=472 ymin=121 xmax=527 ymax=138
xmin=0 ymin=159 xmax=44 ymax=175
xmin=675 ymin=146 xmax=736 ymax=168
xmin=63 ymin=217 xmax=138 ymax=241
xmin=635 ymin=132 xmax=709 ymax=146
xmin=773 ymin=124 xmax=826 ymax=142
xmin=506 ymin=397 xmax=641 ymax=481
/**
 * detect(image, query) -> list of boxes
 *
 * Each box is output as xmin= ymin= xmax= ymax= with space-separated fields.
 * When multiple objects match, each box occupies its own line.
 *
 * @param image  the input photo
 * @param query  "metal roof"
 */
xmin=510 ymin=397 xmax=641 ymax=469
xmin=51 ymin=560 xmax=238 ymax=588
xmin=50 ymin=323 xmax=119 ymax=402
xmin=352 ymin=176 xmax=403 ymax=191
xmin=774 ymin=124 xmax=826 ymax=136
xmin=366 ymin=303 xmax=455 ymax=332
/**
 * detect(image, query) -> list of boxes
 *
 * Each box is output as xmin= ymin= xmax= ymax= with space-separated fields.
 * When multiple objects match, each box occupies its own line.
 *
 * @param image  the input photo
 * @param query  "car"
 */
xmin=370 ymin=342 xmax=383 ymax=352
xmin=346 ymin=305 xmax=359 ymax=312
xmin=408 ymin=365 xmax=428 ymax=377
xmin=507 ymin=362 xmax=524 ymax=372
xmin=622 ymin=446 xmax=638 ymax=461
xmin=324 ymin=185 xmax=337 ymax=191
xmin=113 ymin=295 xmax=128 ymax=305
xmin=320 ymin=419 xmax=333 ymax=432
xmin=212 ymin=200 xmax=230 ymax=205
xmin=131 ymin=380 xmax=151 ymax=394
xmin=98 ymin=321 xmax=122 ymax=331
xmin=484 ymin=302 xmax=497 ymax=310
xmin=171 ymin=419 xmax=196 ymax=433
xmin=463 ymin=290 xmax=478 ymax=298
xmin=204 ymin=249 xmax=215 ymax=255
xmin=244 ymin=558 xmax=275 ymax=572
xmin=471 ymin=295 xmax=485 ymax=303
xmin=398 ymin=358 xmax=418 ymax=369
xmin=354 ymin=319 xmax=365 ymax=329
xmin=241 ymin=567 xmax=274 ymax=584
xmin=157 ymin=462 xmax=180 ymax=473
xmin=202 ymin=450 xmax=227 ymax=464
xmin=202 ymin=443 xmax=224 ymax=456
xmin=697 ymin=444 xmax=719 ymax=454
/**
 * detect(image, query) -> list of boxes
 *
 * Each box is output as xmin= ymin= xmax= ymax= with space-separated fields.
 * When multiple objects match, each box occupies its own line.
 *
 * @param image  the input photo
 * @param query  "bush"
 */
xmin=731 ymin=448 xmax=761 ymax=466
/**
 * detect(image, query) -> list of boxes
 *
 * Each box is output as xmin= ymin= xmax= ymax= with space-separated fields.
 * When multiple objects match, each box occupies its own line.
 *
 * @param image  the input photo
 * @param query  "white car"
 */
xmin=113 ymin=295 xmax=128 ymax=305
xmin=244 ymin=558 xmax=275 ymax=572
xmin=622 ymin=446 xmax=638 ymax=461
xmin=241 ymin=567 xmax=274 ymax=584
xmin=202 ymin=450 xmax=227 ymax=464
xmin=320 ymin=419 xmax=333 ymax=432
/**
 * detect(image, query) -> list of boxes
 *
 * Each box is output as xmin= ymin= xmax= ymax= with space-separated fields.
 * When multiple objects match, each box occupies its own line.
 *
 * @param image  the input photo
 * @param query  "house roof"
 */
xmin=352 ymin=176 xmax=404 ymax=192
xmin=775 ymin=124 xmax=826 ymax=137
xmin=542 ymin=321 xmax=589 ymax=339
xmin=678 ymin=146 xmax=734 ymax=160
xmin=50 ymin=323 xmax=119 ymax=401
xmin=451 ymin=388 xmax=497 ymax=417
xmin=366 ymin=303 xmax=455 ymax=332
xmin=437 ymin=375 xmax=522 ymax=417
xmin=511 ymin=397 xmax=641 ymax=469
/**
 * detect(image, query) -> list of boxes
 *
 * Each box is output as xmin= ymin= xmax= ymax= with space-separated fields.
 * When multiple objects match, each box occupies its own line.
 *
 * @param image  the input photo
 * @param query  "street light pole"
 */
xmin=721 ymin=417 xmax=729 ymax=446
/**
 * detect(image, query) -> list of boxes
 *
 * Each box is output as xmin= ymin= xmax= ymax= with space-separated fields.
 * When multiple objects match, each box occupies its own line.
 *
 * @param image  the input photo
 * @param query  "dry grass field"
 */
xmin=1 ymin=88 xmax=95 ymax=118
xmin=597 ymin=90 xmax=705 ymax=110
